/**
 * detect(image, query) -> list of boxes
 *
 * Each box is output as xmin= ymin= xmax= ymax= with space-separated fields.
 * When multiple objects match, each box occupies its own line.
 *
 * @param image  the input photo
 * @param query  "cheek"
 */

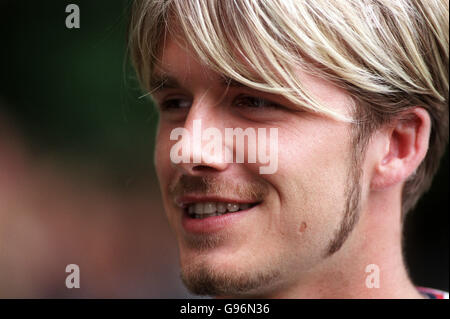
xmin=154 ymin=125 xmax=173 ymax=178
xmin=274 ymin=123 xmax=350 ymax=198
xmin=154 ymin=127 xmax=182 ymax=229
xmin=265 ymin=122 xmax=351 ymax=241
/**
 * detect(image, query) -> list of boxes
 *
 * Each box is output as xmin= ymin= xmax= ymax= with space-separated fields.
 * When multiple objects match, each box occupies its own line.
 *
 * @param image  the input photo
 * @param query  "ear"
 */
xmin=370 ymin=107 xmax=431 ymax=190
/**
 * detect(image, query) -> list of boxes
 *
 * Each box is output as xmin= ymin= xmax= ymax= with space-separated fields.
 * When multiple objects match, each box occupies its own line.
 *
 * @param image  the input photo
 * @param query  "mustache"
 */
xmin=169 ymin=175 xmax=269 ymax=202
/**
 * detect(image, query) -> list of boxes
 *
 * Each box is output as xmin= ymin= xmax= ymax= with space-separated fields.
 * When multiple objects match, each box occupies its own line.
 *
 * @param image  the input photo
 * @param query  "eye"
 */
xmin=159 ymin=97 xmax=192 ymax=111
xmin=233 ymin=95 xmax=281 ymax=109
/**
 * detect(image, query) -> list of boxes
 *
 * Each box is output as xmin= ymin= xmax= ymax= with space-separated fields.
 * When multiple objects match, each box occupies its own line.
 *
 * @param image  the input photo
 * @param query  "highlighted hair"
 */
xmin=129 ymin=0 xmax=448 ymax=216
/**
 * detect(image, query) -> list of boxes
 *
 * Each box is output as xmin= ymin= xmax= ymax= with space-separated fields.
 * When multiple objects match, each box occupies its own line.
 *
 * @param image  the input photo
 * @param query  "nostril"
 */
xmin=192 ymin=165 xmax=217 ymax=172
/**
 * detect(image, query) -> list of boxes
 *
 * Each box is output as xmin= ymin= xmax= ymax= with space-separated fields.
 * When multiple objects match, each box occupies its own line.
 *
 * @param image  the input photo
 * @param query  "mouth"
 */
xmin=184 ymin=202 xmax=258 ymax=219
xmin=176 ymin=196 xmax=261 ymax=234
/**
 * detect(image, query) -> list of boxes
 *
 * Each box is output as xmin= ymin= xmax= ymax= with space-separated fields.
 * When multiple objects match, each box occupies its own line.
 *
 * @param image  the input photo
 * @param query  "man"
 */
xmin=129 ymin=0 xmax=448 ymax=298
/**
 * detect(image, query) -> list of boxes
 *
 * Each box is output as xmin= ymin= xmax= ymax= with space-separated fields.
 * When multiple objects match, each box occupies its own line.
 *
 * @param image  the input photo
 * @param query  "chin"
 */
xmin=178 ymin=245 xmax=284 ymax=297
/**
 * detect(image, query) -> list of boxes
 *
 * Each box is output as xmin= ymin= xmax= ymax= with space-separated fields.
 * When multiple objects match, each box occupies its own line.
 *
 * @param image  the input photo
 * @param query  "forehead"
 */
xmin=151 ymin=36 xmax=250 ymax=93
xmin=154 ymin=36 xmax=214 ymax=81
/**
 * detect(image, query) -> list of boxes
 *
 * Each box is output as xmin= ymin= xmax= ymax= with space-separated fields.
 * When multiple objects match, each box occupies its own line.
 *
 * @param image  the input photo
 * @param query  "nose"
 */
xmin=173 ymin=103 xmax=231 ymax=175
xmin=176 ymin=149 xmax=229 ymax=175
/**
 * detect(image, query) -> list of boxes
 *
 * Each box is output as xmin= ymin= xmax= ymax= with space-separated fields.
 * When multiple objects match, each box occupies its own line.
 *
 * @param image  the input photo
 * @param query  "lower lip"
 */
xmin=181 ymin=206 xmax=256 ymax=234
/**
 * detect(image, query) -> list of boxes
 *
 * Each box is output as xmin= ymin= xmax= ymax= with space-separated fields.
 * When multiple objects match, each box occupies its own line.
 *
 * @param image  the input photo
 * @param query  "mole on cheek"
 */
xmin=299 ymin=222 xmax=307 ymax=233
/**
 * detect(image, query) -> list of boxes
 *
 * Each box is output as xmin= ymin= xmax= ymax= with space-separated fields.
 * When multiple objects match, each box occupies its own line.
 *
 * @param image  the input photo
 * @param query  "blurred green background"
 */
xmin=0 ymin=0 xmax=448 ymax=297
xmin=0 ymin=0 xmax=194 ymax=298
xmin=1 ymin=0 xmax=157 ymax=184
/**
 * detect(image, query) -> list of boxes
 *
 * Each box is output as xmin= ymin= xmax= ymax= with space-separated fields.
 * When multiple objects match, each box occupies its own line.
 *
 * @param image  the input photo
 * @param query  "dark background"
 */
xmin=0 ymin=0 xmax=448 ymax=297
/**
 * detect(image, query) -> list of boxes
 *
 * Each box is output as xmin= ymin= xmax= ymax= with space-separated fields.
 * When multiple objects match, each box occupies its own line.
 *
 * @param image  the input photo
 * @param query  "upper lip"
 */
xmin=174 ymin=194 xmax=260 ymax=208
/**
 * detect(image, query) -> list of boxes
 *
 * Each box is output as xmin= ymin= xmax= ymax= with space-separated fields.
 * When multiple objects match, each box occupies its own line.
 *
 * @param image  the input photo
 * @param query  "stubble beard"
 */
xmin=178 ymin=173 xmax=363 ymax=297
xmin=177 ymin=129 xmax=366 ymax=297
xmin=180 ymin=255 xmax=282 ymax=297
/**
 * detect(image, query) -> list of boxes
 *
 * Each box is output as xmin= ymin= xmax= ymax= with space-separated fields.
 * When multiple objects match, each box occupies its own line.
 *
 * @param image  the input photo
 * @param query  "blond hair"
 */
xmin=129 ymin=0 xmax=449 ymax=217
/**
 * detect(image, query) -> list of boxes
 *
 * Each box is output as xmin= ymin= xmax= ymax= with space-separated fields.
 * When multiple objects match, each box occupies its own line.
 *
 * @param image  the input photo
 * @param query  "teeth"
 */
xmin=227 ymin=203 xmax=239 ymax=212
xmin=194 ymin=203 xmax=204 ymax=215
xmin=204 ymin=202 xmax=217 ymax=214
xmin=217 ymin=202 xmax=227 ymax=213
xmin=186 ymin=202 xmax=255 ymax=218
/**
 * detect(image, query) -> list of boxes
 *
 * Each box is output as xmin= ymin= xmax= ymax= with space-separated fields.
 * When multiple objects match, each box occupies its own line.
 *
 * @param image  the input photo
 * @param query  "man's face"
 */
xmin=153 ymin=36 xmax=362 ymax=297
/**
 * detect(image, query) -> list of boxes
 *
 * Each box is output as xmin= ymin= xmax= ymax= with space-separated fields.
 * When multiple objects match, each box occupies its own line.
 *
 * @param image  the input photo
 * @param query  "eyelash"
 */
xmin=159 ymin=98 xmax=191 ymax=110
xmin=233 ymin=96 xmax=280 ymax=109
xmin=159 ymin=95 xmax=281 ymax=111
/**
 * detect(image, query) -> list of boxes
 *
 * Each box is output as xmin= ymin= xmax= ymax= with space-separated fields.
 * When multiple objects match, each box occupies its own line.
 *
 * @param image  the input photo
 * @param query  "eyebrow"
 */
xmin=148 ymin=75 xmax=182 ymax=93
xmin=220 ymin=76 xmax=247 ymax=88
xmin=148 ymin=73 xmax=248 ymax=94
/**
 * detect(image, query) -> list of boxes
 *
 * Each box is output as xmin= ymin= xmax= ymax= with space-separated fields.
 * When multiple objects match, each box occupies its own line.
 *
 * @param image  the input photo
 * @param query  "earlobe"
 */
xmin=370 ymin=108 xmax=431 ymax=190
